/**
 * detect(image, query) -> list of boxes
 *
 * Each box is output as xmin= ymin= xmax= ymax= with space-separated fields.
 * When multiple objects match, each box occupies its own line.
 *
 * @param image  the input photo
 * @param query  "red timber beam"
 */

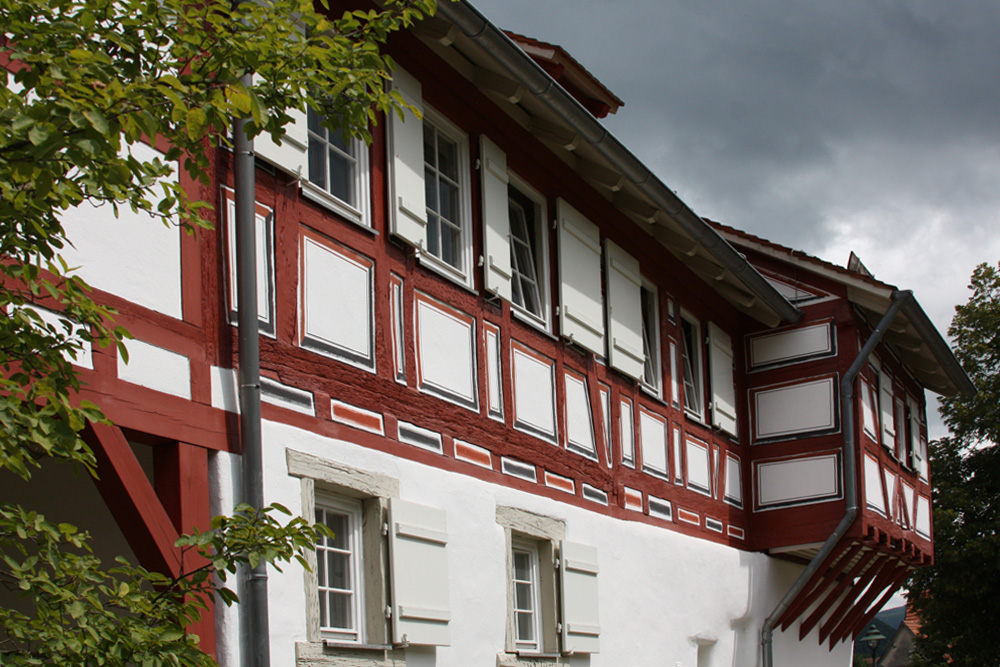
xmin=841 ymin=566 xmax=912 ymax=645
xmin=818 ymin=555 xmax=899 ymax=644
xmin=154 ymin=442 xmax=216 ymax=657
xmin=85 ymin=423 xmax=217 ymax=656
xmin=830 ymin=563 xmax=911 ymax=648
xmin=799 ymin=545 xmax=880 ymax=639
xmin=86 ymin=422 xmax=182 ymax=576
xmin=778 ymin=541 xmax=861 ymax=632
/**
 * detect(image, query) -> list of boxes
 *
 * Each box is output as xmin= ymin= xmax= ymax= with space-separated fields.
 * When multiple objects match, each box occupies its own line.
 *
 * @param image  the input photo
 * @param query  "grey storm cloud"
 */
xmin=468 ymin=0 xmax=1000 ymax=437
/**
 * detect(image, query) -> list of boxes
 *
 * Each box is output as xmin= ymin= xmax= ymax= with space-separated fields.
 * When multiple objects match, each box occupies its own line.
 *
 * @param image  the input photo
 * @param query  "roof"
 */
xmin=415 ymin=2 xmax=803 ymax=328
xmin=711 ymin=220 xmax=975 ymax=397
xmin=503 ymin=32 xmax=624 ymax=118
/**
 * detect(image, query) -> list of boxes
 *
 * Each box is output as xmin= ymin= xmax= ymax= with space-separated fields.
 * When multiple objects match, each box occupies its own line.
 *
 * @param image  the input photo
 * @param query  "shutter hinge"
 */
xmin=478 ymin=254 xmax=485 ymax=268
xmin=385 ymin=605 xmax=392 ymax=619
xmin=475 ymin=158 xmax=481 ymax=171
xmin=382 ymin=522 xmax=389 ymax=536
xmin=556 ymin=622 xmax=563 ymax=634
xmin=554 ymin=557 xmax=560 ymax=569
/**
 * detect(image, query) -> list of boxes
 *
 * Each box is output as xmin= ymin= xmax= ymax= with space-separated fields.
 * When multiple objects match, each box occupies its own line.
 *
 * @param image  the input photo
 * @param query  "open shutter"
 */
xmin=878 ymin=368 xmax=895 ymax=451
xmin=557 ymin=199 xmax=604 ymax=355
xmin=560 ymin=541 xmax=600 ymax=654
xmin=707 ymin=322 xmax=738 ymax=437
xmin=860 ymin=380 xmax=878 ymax=439
xmin=604 ymin=240 xmax=644 ymax=379
xmin=908 ymin=397 xmax=922 ymax=470
xmin=388 ymin=498 xmax=450 ymax=646
xmin=388 ymin=67 xmax=427 ymax=249
xmin=252 ymin=76 xmax=308 ymax=177
xmin=480 ymin=135 xmax=512 ymax=300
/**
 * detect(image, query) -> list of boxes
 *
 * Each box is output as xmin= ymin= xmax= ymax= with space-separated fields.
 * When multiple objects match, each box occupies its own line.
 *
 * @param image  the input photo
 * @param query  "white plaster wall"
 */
xmin=212 ymin=419 xmax=852 ymax=667
xmin=60 ymin=141 xmax=183 ymax=319
xmin=117 ymin=338 xmax=191 ymax=399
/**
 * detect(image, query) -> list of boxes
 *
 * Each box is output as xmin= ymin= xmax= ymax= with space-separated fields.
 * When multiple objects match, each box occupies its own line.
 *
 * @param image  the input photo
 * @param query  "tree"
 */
xmin=0 ymin=0 xmax=434 ymax=663
xmin=908 ymin=262 xmax=1000 ymax=667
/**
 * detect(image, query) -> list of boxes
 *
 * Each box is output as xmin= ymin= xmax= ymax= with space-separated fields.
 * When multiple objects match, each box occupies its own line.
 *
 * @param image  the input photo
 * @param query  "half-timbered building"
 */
xmin=4 ymin=1 xmax=973 ymax=666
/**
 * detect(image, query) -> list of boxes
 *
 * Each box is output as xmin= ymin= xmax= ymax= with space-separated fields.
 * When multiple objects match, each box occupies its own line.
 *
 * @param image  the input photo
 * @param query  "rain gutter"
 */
xmin=434 ymin=1 xmax=803 ymax=325
xmin=760 ymin=290 xmax=912 ymax=667
xmin=234 ymin=74 xmax=271 ymax=667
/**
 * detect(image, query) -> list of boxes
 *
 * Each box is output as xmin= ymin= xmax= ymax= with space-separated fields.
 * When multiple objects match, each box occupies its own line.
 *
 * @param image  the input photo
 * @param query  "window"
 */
xmin=512 ymin=539 xmax=543 ymax=653
xmin=640 ymin=283 xmax=661 ymax=392
xmin=315 ymin=496 xmax=365 ymax=642
xmin=222 ymin=186 xmax=275 ymax=336
xmin=288 ymin=449 xmax=452 ymax=652
xmin=304 ymin=110 xmax=370 ymax=225
xmin=496 ymin=507 xmax=601 ymax=658
xmin=509 ymin=184 xmax=546 ymax=322
xmin=423 ymin=114 xmax=471 ymax=282
xmin=681 ymin=315 xmax=704 ymax=419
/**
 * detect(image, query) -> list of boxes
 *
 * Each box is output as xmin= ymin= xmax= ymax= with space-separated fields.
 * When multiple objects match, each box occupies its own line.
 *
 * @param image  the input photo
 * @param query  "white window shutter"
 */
xmin=388 ymin=67 xmax=428 ymax=250
xmin=707 ymin=322 xmax=738 ymax=437
xmin=860 ymin=381 xmax=878 ymax=439
xmin=879 ymin=370 xmax=895 ymax=450
xmin=560 ymin=540 xmax=600 ymax=654
xmin=480 ymin=135 xmax=512 ymax=300
xmin=251 ymin=76 xmax=308 ymax=177
xmin=908 ymin=397 xmax=921 ymax=469
xmin=388 ymin=498 xmax=450 ymax=646
xmin=557 ymin=199 xmax=604 ymax=356
xmin=604 ymin=240 xmax=644 ymax=380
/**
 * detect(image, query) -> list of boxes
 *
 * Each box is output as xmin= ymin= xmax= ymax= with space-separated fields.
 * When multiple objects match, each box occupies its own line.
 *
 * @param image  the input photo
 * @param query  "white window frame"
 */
xmin=302 ymin=109 xmax=371 ymax=228
xmin=421 ymin=108 xmax=474 ymax=289
xmin=314 ymin=494 xmax=366 ymax=643
xmin=223 ymin=187 xmax=275 ymax=337
xmin=680 ymin=312 xmax=705 ymax=421
xmin=511 ymin=538 xmax=544 ymax=654
xmin=508 ymin=175 xmax=550 ymax=330
xmin=639 ymin=280 xmax=661 ymax=396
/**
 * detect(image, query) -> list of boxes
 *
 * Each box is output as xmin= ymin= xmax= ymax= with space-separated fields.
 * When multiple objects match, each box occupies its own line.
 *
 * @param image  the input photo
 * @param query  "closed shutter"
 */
xmin=878 ymin=368 xmax=895 ymax=451
xmin=557 ymin=199 xmax=604 ymax=355
xmin=252 ymin=75 xmax=308 ymax=176
xmin=387 ymin=67 xmax=427 ymax=249
xmin=560 ymin=541 xmax=600 ymax=654
xmin=708 ymin=322 xmax=738 ymax=437
xmin=480 ymin=135 xmax=512 ymax=300
xmin=388 ymin=498 xmax=450 ymax=646
xmin=604 ymin=240 xmax=644 ymax=380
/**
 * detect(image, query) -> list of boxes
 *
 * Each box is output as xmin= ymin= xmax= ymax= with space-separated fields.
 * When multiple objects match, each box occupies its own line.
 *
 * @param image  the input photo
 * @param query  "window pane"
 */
xmin=439 ymin=180 xmax=458 ymax=223
xmin=309 ymin=136 xmax=326 ymax=188
xmin=515 ymin=581 xmax=533 ymax=610
xmin=327 ymin=590 xmax=352 ymax=630
xmin=324 ymin=512 xmax=349 ymax=550
xmin=516 ymin=611 xmax=534 ymax=641
xmin=437 ymin=135 xmax=458 ymax=179
xmin=327 ymin=551 xmax=350 ymax=590
xmin=513 ymin=551 xmax=532 ymax=581
xmin=328 ymin=146 xmax=353 ymax=204
xmin=427 ymin=214 xmax=440 ymax=257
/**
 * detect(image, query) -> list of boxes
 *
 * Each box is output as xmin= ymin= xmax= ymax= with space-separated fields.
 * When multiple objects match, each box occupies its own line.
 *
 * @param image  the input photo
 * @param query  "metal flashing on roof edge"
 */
xmin=434 ymin=1 xmax=803 ymax=326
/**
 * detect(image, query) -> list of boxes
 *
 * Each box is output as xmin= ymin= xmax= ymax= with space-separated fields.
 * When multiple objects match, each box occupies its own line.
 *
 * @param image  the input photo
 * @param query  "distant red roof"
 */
xmin=505 ymin=31 xmax=624 ymax=118
xmin=707 ymin=218 xmax=899 ymax=292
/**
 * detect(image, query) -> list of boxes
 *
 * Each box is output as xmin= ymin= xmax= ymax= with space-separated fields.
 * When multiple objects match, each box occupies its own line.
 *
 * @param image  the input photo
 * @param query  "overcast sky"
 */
xmin=471 ymin=0 xmax=1000 ymax=438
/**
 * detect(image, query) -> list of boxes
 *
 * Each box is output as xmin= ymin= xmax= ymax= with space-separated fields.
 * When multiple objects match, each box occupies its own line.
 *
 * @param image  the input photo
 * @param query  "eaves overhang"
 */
xmin=414 ymin=3 xmax=803 ymax=328
xmin=714 ymin=227 xmax=975 ymax=397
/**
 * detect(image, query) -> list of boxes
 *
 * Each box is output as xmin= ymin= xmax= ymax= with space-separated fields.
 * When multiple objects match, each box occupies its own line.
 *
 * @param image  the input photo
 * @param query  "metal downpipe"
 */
xmin=234 ymin=73 xmax=270 ymax=667
xmin=760 ymin=290 xmax=913 ymax=666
